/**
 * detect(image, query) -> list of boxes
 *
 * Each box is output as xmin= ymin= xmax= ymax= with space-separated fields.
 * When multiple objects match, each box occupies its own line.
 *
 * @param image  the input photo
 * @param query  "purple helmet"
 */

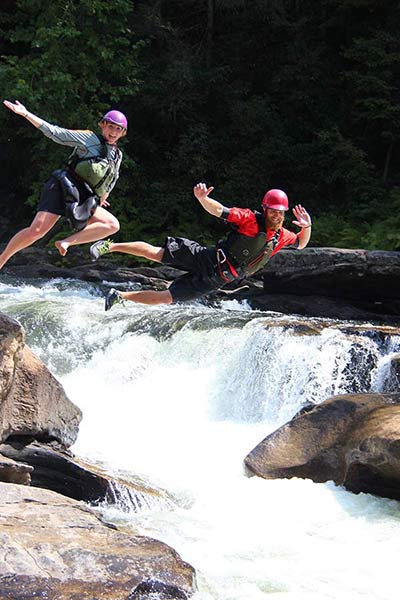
xmin=102 ymin=110 xmax=128 ymax=129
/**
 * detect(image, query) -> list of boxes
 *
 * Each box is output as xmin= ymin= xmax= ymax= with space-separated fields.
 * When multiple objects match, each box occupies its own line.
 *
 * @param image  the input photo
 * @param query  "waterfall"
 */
xmin=1 ymin=274 xmax=399 ymax=600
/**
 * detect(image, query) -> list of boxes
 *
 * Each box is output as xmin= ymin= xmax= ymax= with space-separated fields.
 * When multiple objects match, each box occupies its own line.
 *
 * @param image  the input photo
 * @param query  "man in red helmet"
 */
xmin=90 ymin=182 xmax=312 ymax=310
xmin=0 ymin=100 xmax=127 ymax=270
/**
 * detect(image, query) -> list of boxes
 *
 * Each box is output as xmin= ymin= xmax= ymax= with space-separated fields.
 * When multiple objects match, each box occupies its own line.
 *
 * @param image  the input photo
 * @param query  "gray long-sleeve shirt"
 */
xmin=38 ymin=120 xmax=122 ymax=194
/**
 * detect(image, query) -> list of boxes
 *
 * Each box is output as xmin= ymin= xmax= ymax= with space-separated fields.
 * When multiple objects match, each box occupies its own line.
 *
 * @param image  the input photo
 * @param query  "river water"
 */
xmin=1 ymin=274 xmax=400 ymax=600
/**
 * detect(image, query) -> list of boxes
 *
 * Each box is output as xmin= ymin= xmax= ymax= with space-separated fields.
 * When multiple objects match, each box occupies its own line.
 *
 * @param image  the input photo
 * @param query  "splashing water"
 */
xmin=1 ymin=275 xmax=400 ymax=600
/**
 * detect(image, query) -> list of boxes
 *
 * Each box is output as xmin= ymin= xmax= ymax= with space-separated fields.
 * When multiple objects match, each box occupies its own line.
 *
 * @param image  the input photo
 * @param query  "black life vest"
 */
xmin=67 ymin=135 xmax=121 ymax=196
xmin=219 ymin=211 xmax=281 ymax=276
xmin=52 ymin=169 xmax=99 ymax=231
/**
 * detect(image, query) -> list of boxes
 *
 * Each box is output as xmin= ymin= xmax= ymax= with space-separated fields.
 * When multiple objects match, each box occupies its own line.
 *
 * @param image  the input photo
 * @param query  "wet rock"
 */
xmin=0 ymin=440 xmax=173 ymax=509
xmin=244 ymin=392 xmax=400 ymax=500
xmin=0 ymin=313 xmax=24 ymax=402
xmin=0 ymin=312 xmax=81 ymax=448
xmin=386 ymin=353 xmax=400 ymax=391
xmin=128 ymin=579 xmax=191 ymax=599
xmin=0 ymin=483 xmax=196 ymax=600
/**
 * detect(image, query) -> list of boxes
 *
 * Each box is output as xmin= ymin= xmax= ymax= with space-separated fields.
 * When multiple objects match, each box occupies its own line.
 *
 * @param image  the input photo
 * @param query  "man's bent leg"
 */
xmin=0 ymin=211 xmax=60 ymax=270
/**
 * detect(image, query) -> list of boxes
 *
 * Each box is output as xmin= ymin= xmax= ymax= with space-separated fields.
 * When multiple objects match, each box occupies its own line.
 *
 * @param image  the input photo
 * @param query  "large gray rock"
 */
xmin=262 ymin=247 xmax=400 ymax=306
xmin=0 ymin=312 xmax=81 ymax=448
xmin=239 ymin=247 xmax=400 ymax=322
xmin=0 ymin=482 xmax=196 ymax=599
xmin=244 ymin=393 xmax=400 ymax=500
xmin=263 ymin=247 xmax=400 ymax=298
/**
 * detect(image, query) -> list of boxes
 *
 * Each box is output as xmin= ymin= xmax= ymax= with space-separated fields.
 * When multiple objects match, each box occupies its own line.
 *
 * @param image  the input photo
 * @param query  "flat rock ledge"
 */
xmin=0 ymin=483 xmax=196 ymax=600
xmin=245 ymin=392 xmax=400 ymax=501
xmin=2 ymin=245 xmax=400 ymax=324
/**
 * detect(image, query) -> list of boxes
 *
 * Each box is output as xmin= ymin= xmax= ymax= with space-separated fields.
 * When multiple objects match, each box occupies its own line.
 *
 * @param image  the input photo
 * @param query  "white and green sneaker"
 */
xmin=90 ymin=239 xmax=112 ymax=262
xmin=105 ymin=288 xmax=124 ymax=311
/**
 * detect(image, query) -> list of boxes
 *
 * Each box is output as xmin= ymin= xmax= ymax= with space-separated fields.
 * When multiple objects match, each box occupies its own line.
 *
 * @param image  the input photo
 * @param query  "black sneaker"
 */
xmin=105 ymin=288 xmax=123 ymax=311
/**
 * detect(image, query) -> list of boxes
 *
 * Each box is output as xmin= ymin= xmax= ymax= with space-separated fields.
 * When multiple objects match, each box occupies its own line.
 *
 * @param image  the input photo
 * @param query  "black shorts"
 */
xmin=37 ymin=174 xmax=93 ymax=217
xmin=162 ymin=236 xmax=222 ymax=302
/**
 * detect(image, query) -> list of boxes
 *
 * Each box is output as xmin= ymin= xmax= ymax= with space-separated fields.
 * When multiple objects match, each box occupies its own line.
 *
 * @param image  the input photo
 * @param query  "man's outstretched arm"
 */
xmin=193 ymin=182 xmax=225 ymax=217
xmin=4 ymin=99 xmax=43 ymax=128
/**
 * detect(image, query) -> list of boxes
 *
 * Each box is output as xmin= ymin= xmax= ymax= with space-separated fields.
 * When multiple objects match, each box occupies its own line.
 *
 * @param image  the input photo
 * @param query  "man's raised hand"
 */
xmin=292 ymin=204 xmax=312 ymax=229
xmin=194 ymin=182 xmax=214 ymax=201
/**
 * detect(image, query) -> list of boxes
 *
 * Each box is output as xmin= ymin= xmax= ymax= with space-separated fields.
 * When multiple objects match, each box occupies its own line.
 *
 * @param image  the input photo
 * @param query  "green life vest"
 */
xmin=67 ymin=135 xmax=121 ymax=197
xmin=221 ymin=211 xmax=281 ymax=276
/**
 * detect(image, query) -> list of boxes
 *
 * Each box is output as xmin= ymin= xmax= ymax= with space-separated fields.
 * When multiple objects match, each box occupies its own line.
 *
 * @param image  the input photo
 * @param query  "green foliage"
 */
xmin=0 ymin=0 xmax=141 ymax=208
xmin=1 ymin=0 xmax=400 ymax=252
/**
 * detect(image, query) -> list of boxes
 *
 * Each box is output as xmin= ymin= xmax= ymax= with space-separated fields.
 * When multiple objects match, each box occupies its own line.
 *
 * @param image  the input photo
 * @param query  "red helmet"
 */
xmin=262 ymin=189 xmax=289 ymax=211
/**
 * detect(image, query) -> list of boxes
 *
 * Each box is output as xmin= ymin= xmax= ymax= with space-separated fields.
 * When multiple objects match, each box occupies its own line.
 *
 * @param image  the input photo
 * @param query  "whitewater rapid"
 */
xmin=1 ymin=274 xmax=400 ymax=600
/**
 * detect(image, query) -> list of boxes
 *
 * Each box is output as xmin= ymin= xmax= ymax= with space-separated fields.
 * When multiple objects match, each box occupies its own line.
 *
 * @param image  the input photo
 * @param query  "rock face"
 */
xmin=240 ymin=247 xmax=400 ymax=323
xmin=244 ymin=393 xmax=400 ymax=500
xmin=263 ymin=247 xmax=400 ymax=300
xmin=0 ymin=312 xmax=81 ymax=448
xmin=0 ymin=482 xmax=196 ymax=600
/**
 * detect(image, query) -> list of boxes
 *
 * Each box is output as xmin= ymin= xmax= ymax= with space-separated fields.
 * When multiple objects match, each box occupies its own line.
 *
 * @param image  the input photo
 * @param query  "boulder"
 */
xmin=0 ymin=312 xmax=81 ymax=448
xmin=257 ymin=247 xmax=400 ymax=321
xmin=0 ymin=313 xmax=24 ymax=402
xmin=244 ymin=392 xmax=400 ymax=500
xmin=262 ymin=247 xmax=400 ymax=299
xmin=0 ymin=482 xmax=196 ymax=599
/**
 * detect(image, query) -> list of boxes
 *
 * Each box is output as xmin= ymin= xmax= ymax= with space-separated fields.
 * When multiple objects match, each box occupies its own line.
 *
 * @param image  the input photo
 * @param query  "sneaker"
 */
xmin=105 ymin=288 xmax=123 ymax=311
xmin=90 ymin=239 xmax=112 ymax=262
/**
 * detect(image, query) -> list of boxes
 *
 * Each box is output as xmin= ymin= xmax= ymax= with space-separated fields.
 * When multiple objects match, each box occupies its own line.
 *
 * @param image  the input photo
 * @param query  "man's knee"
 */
xmin=149 ymin=290 xmax=173 ymax=305
xmin=108 ymin=216 xmax=120 ymax=234
xmin=29 ymin=224 xmax=47 ymax=241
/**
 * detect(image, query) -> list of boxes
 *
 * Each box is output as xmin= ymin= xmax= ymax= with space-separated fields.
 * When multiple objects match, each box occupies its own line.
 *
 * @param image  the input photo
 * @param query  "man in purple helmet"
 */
xmin=89 ymin=182 xmax=312 ymax=310
xmin=0 ymin=100 xmax=127 ymax=270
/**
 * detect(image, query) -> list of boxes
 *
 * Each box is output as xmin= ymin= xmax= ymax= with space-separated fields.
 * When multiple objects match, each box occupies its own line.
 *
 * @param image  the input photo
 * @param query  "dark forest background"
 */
xmin=1 ymin=0 xmax=400 ymax=250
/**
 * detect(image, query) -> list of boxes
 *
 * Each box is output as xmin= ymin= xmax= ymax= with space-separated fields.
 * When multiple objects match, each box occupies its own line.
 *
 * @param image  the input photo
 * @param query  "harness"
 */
xmin=67 ymin=135 xmax=121 ymax=196
xmin=215 ymin=211 xmax=281 ymax=283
